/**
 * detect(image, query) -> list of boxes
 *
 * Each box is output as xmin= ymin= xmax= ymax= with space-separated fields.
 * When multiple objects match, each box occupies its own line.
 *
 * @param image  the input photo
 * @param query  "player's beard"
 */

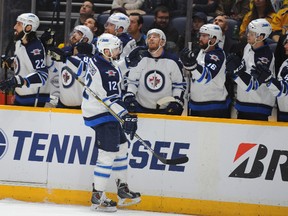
xmin=14 ymin=31 xmax=25 ymax=41
xmin=199 ymin=42 xmax=208 ymax=50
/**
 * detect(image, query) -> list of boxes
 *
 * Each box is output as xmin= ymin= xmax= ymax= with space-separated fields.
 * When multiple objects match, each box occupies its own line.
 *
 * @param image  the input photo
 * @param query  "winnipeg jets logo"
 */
xmin=209 ymin=54 xmax=219 ymax=62
xmin=145 ymin=70 xmax=165 ymax=92
xmin=106 ymin=70 xmax=116 ymax=77
xmin=30 ymin=49 xmax=42 ymax=56
xmin=61 ymin=69 xmax=74 ymax=88
xmin=258 ymin=57 xmax=269 ymax=65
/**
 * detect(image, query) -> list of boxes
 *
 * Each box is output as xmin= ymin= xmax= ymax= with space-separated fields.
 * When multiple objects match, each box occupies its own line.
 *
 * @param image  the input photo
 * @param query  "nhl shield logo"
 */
xmin=144 ymin=70 xmax=165 ymax=92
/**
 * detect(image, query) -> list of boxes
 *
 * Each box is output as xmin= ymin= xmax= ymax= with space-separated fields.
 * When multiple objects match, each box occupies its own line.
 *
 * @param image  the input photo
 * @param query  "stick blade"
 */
xmin=159 ymin=156 xmax=189 ymax=165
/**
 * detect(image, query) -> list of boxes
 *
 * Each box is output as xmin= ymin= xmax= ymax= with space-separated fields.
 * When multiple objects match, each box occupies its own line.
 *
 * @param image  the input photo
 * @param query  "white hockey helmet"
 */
xmin=146 ymin=28 xmax=166 ymax=45
xmin=17 ymin=13 xmax=40 ymax=32
xmin=248 ymin=18 xmax=272 ymax=40
xmin=199 ymin=24 xmax=222 ymax=43
xmin=73 ymin=25 xmax=93 ymax=44
xmin=106 ymin=12 xmax=130 ymax=33
xmin=97 ymin=33 xmax=123 ymax=56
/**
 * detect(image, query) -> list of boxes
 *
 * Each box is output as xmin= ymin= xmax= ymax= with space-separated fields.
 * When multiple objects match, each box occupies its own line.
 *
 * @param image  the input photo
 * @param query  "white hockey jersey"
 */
xmin=234 ymin=43 xmax=276 ymax=115
xmin=126 ymin=50 xmax=186 ymax=110
xmin=81 ymin=54 xmax=128 ymax=127
xmin=13 ymin=38 xmax=50 ymax=105
xmin=188 ymin=46 xmax=230 ymax=111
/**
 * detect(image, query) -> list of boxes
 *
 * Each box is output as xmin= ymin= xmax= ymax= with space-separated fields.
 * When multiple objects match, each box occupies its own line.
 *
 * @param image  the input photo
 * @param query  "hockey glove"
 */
xmin=123 ymin=92 xmax=139 ymax=113
xmin=48 ymin=47 xmax=72 ymax=62
xmin=40 ymin=28 xmax=55 ymax=49
xmin=180 ymin=48 xmax=197 ymax=71
xmin=165 ymin=99 xmax=184 ymax=115
xmin=0 ymin=75 xmax=25 ymax=92
xmin=125 ymin=46 xmax=147 ymax=68
xmin=225 ymin=53 xmax=241 ymax=76
xmin=75 ymin=42 xmax=94 ymax=56
xmin=122 ymin=114 xmax=138 ymax=140
xmin=1 ymin=55 xmax=14 ymax=70
xmin=251 ymin=63 xmax=272 ymax=84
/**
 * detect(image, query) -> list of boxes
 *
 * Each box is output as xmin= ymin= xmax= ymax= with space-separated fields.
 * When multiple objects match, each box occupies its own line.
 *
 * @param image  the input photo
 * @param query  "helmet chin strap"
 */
xmin=148 ymin=41 xmax=164 ymax=56
xmin=203 ymin=39 xmax=217 ymax=52
xmin=252 ymin=36 xmax=264 ymax=47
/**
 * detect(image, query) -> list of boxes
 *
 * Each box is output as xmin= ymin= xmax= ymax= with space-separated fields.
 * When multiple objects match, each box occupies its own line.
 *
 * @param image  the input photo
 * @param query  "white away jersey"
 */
xmin=126 ymin=50 xmax=185 ymax=109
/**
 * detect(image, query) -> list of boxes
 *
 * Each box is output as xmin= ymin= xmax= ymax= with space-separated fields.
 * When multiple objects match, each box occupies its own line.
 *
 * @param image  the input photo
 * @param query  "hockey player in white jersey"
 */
xmin=81 ymin=33 xmax=140 ymax=212
xmin=180 ymin=24 xmax=231 ymax=118
xmin=251 ymin=33 xmax=288 ymax=122
xmin=47 ymin=25 xmax=94 ymax=109
xmin=104 ymin=12 xmax=136 ymax=59
xmin=226 ymin=18 xmax=275 ymax=121
xmin=0 ymin=13 xmax=49 ymax=107
xmin=123 ymin=28 xmax=186 ymax=115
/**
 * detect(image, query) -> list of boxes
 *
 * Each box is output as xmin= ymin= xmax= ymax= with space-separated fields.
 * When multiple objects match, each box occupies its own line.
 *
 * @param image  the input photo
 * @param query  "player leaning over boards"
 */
xmin=81 ymin=33 xmax=140 ymax=212
xmin=226 ymin=18 xmax=275 ymax=121
xmin=180 ymin=24 xmax=231 ymax=118
xmin=0 ymin=13 xmax=49 ymax=107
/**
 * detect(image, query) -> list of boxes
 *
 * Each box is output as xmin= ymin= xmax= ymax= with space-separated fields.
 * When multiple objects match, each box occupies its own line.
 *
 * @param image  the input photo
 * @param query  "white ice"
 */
xmin=0 ymin=199 xmax=189 ymax=216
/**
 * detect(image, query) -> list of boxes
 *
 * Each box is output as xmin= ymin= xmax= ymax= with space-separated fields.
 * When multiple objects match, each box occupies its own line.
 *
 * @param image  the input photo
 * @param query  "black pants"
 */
xmin=237 ymin=111 xmax=269 ymax=121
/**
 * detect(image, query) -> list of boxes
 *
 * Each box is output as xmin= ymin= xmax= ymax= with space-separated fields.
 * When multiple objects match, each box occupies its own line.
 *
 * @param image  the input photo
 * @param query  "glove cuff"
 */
xmin=123 ymin=92 xmax=135 ymax=101
xmin=184 ymin=63 xmax=197 ymax=71
xmin=14 ymin=75 xmax=25 ymax=87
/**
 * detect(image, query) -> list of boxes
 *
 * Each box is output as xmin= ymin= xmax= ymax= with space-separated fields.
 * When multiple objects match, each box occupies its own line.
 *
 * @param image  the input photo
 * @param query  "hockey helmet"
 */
xmin=199 ymin=24 xmax=222 ymax=43
xmin=97 ymin=33 xmax=123 ymax=56
xmin=247 ymin=18 xmax=272 ymax=40
xmin=17 ymin=13 xmax=40 ymax=32
xmin=106 ymin=12 xmax=130 ymax=33
xmin=146 ymin=28 xmax=166 ymax=45
xmin=73 ymin=25 xmax=93 ymax=44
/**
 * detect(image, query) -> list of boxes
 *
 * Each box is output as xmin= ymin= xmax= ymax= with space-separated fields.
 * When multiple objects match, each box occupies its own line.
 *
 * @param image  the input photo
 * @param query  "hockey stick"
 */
xmin=64 ymin=66 xmax=189 ymax=165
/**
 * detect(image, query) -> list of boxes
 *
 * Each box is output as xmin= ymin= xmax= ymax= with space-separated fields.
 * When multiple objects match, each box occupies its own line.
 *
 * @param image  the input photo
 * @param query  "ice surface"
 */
xmin=0 ymin=199 xmax=190 ymax=216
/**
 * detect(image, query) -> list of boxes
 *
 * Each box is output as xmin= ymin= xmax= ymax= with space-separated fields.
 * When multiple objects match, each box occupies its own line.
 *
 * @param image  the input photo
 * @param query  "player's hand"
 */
xmin=180 ymin=48 xmax=197 ymax=70
xmin=125 ymin=46 xmax=147 ymax=68
xmin=225 ymin=53 xmax=241 ymax=76
xmin=165 ymin=99 xmax=184 ymax=115
xmin=123 ymin=92 xmax=139 ymax=113
xmin=48 ymin=47 xmax=72 ymax=62
xmin=75 ymin=42 xmax=94 ymax=56
xmin=1 ymin=55 xmax=14 ymax=70
xmin=0 ymin=75 xmax=25 ymax=92
xmin=251 ymin=63 xmax=272 ymax=84
xmin=40 ymin=28 xmax=55 ymax=48
xmin=122 ymin=114 xmax=138 ymax=140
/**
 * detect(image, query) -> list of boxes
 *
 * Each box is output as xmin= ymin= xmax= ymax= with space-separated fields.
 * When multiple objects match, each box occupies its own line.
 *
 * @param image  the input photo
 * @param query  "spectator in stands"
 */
xmin=239 ymin=0 xmax=276 ymax=39
xmin=149 ymin=5 xmax=179 ymax=53
xmin=141 ymin=0 xmax=186 ymax=16
xmin=271 ymin=2 xmax=288 ymax=43
xmin=128 ymin=13 xmax=147 ymax=46
xmin=110 ymin=6 xmax=128 ymax=15
xmin=216 ymin=0 xmax=250 ymax=24
xmin=84 ymin=17 xmax=104 ymax=46
xmin=72 ymin=0 xmax=96 ymax=29
xmin=192 ymin=0 xmax=220 ymax=18
xmin=112 ymin=0 xmax=146 ymax=14
xmin=226 ymin=19 xmax=275 ymax=121
xmin=178 ymin=12 xmax=207 ymax=51
xmin=213 ymin=15 xmax=237 ymax=54
xmin=180 ymin=24 xmax=231 ymax=118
